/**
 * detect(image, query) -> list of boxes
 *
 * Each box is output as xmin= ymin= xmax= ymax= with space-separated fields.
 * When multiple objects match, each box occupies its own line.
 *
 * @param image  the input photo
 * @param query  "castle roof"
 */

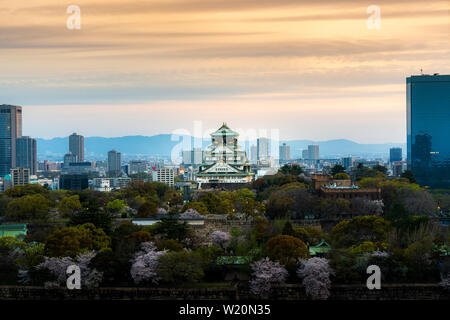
xmin=210 ymin=123 xmax=239 ymax=137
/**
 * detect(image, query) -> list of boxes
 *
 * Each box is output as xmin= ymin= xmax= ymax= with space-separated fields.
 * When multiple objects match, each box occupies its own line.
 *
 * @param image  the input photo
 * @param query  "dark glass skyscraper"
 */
xmin=406 ymin=74 xmax=450 ymax=187
xmin=390 ymin=147 xmax=402 ymax=163
xmin=0 ymin=105 xmax=22 ymax=176
xmin=108 ymin=149 xmax=122 ymax=177
xmin=16 ymin=136 xmax=37 ymax=175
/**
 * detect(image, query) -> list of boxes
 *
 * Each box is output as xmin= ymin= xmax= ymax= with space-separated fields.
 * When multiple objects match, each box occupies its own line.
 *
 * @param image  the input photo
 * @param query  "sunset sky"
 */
xmin=1 ymin=0 xmax=449 ymax=142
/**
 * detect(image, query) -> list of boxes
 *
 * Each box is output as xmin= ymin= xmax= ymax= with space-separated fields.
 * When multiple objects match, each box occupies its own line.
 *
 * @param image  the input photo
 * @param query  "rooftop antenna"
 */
xmin=420 ymin=68 xmax=423 ymax=75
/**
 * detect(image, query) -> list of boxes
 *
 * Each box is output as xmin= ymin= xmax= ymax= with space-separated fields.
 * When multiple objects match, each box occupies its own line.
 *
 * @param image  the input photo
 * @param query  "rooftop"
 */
xmin=210 ymin=123 xmax=239 ymax=137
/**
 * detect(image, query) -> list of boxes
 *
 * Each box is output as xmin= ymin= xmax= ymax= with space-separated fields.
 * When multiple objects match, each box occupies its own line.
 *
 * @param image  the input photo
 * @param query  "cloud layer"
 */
xmin=1 ymin=0 xmax=449 ymax=142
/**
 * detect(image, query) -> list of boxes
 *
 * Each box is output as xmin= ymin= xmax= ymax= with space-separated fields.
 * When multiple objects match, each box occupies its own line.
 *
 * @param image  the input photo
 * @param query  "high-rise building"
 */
xmin=389 ymin=147 xmax=402 ymax=163
xmin=249 ymin=145 xmax=257 ymax=163
xmin=279 ymin=143 xmax=291 ymax=161
xmin=302 ymin=149 xmax=308 ymax=159
xmin=108 ymin=150 xmax=122 ymax=177
xmin=10 ymin=167 xmax=30 ymax=187
xmin=182 ymin=148 xmax=203 ymax=165
xmin=16 ymin=136 xmax=37 ymax=175
xmin=342 ymin=157 xmax=354 ymax=169
xmin=182 ymin=150 xmax=192 ymax=165
xmin=407 ymin=74 xmax=450 ymax=187
xmin=63 ymin=152 xmax=77 ymax=170
xmin=0 ymin=105 xmax=22 ymax=176
xmin=257 ymin=138 xmax=270 ymax=161
xmin=307 ymin=145 xmax=320 ymax=160
xmin=69 ymin=133 xmax=84 ymax=162
xmin=192 ymin=148 xmax=202 ymax=165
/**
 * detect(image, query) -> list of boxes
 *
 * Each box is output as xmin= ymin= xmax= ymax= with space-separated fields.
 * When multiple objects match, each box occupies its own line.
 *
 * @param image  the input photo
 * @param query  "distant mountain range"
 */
xmin=37 ymin=135 xmax=405 ymax=161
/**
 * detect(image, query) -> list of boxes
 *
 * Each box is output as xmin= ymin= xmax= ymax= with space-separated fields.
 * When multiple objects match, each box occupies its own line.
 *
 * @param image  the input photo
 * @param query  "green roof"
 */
xmin=309 ymin=240 xmax=331 ymax=256
xmin=434 ymin=243 xmax=449 ymax=256
xmin=197 ymin=173 xmax=254 ymax=176
xmin=216 ymin=256 xmax=252 ymax=265
xmin=0 ymin=224 xmax=28 ymax=238
xmin=210 ymin=123 xmax=239 ymax=136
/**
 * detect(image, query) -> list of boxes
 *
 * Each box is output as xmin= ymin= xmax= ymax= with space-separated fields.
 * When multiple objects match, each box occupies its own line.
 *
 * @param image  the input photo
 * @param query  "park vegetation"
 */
xmin=0 ymin=164 xmax=449 ymax=299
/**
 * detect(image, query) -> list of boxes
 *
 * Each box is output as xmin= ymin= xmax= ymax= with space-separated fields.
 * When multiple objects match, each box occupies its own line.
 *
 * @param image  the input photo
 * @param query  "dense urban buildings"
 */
xmin=16 ymin=136 xmax=37 ymax=175
xmin=0 ymin=105 xmax=22 ymax=176
xmin=69 ymin=133 xmax=84 ymax=162
xmin=407 ymin=74 xmax=450 ymax=187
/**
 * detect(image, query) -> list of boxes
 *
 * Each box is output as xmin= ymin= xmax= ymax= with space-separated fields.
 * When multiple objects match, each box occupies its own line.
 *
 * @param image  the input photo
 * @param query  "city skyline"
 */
xmin=2 ymin=0 xmax=449 ymax=142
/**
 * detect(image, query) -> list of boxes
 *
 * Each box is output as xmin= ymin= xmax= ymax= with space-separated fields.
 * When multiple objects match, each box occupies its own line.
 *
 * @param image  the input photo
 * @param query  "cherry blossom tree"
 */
xmin=210 ymin=231 xmax=231 ymax=249
xmin=157 ymin=208 xmax=168 ymax=215
xmin=249 ymin=258 xmax=288 ymax=299
xmin=36 ymin=251 xmax=103 ymax=289
xmin=130 ymin=242 xmax=167 ymax=285
xmin=297 ymin=257 xmax=334 ymax=300
xmin=179 ymin=208 xmax=202 ymax=219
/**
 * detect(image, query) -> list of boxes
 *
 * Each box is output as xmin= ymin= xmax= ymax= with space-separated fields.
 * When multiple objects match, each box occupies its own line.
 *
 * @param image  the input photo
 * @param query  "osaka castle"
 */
xmin=197 ymin=123 xmax=254 ymax=188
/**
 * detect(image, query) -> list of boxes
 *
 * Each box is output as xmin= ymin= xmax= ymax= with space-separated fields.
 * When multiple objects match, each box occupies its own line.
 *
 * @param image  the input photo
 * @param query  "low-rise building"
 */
xmin=152 ymin=167 xmax=175 ymax=187
xmin=10 ymin=168 xmax=30 ymax=187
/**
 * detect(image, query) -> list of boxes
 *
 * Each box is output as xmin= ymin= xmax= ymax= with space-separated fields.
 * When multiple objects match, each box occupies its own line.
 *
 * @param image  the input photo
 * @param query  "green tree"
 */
xmin=6 ymin=194 xmax=51 ymax=221
xmin=266 ymin=193 xmax=293 ymax=219
xmin=181 ymin=202 xmax=209 ymax=215
xmin=265 ymin=235 xmax=309 ymax=267
xmin=236 ymin=188 xmax=257 ymax=200
xmin=58 ymin=195 xmax=82 ymax=217
xmin=293 ymin=226 xmax=323 ymax=246
xmin=152 ymin=218 xmax=189 ymax=241
xmin=69 ymin=211 xmax=113 ymax=234
xmin=241 ymin=198 xmax=265 ymax=218
xmin=282 ymin=220 xmax=294 ymax=236
xmin=136 ymin=201 xmax=158 ymax=218
xmin=4 ymin=184 xmax=50 ymax=198
xmin=157 ymin=251 xmax=204 ymax=283
xmin=253 ymin=217 xmax=272 ymax=243
xmin=199 ymin=193 xmax=221 ymax=214
xmin=331 ymin=164 xmax=346 ymax=175
xmin=106 ymin=199 xmax=127 ymax=216
xmin=45 ymin=223 xmax=110 ymax=257
xmin=329 ymin=216 xmax=391 ymax=249
xmin=157 ymin=239 xmax=184 ymax=252
xmin=216 ymin=199 xmax=234 ymax=215
xmin=400 ymin=170 xmax=417 ymax=184
xmin=373 ymin=164 xmax=388 ymax=175
xmin=333 ymin=172 xmax=350 ymax=180
xmin=280 ymin=164 xmax=304 ymax=176
xmin=163 ymin=189 xmax=183 ymax=206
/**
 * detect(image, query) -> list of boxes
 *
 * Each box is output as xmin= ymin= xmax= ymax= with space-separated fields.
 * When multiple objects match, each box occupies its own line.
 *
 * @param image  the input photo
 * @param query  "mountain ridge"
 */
xmin=36 ymin=135 xmax=405 ymax=160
